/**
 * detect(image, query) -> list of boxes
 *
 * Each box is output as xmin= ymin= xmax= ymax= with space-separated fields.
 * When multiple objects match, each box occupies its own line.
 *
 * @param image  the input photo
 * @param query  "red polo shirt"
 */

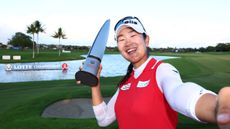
xmin=115 ymin=58 xmax=178 ymax=129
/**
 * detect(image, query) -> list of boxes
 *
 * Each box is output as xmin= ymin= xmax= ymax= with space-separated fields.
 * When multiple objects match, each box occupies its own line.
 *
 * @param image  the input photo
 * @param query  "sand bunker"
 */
xmin=42 ymin=97 xmax=110 ymax=119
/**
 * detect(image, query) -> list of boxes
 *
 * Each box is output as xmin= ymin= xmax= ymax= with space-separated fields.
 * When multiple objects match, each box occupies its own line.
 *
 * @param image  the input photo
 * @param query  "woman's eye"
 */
xmin=118 ymin=38 xmax=125 ymax=42
xmin=131 ymin=34 xmax=136 ymax=37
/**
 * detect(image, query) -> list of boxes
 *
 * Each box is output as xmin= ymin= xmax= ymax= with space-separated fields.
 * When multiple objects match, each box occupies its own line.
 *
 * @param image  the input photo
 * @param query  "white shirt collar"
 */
xmin=133 ymin=57 xmax=152 ymax=78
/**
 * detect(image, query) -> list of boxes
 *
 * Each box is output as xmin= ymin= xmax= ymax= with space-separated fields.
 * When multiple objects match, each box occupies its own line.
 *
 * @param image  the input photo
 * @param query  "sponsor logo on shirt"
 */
xmin=137 ymin=80 xmax=150 ymax=88
xmin=120 ymin=83 xmax=131 ymax=90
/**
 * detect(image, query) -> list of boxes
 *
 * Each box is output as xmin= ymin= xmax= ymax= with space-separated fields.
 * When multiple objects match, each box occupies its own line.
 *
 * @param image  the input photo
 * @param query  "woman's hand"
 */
xmin=76 ymin=62 xmax=103 ymax=105
xmin=96 ymin=64 xmax=102 ymax=81
xmin=91 ymin=64 xmax=103 ymax=105
xmin=217 ymin=87 xmax=230 ymax=129
xmin=76 ymin=62 xmax=102 ymax=87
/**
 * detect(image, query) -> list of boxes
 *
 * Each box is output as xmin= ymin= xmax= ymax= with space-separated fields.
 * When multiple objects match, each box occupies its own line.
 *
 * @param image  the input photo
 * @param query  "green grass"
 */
xmin=0 ymin=52 xmax=229 ymax=129
xmin=0 ymin=79 xmax=119 ymax=129
xmin=0 ymin=49 xmax=86 ymax=63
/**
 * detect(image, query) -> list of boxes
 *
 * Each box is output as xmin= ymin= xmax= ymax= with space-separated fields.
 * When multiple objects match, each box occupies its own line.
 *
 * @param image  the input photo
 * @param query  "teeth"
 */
xmin=127 ymin=48 xmax=135 ymax=53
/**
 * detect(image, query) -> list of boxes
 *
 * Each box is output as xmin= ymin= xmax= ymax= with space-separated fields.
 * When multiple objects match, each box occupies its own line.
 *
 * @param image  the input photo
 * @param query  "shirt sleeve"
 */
xmin=92 ymin=89 xmax=119 ymax=127
xmin=156 ymin=63 xmax=217 ymax=122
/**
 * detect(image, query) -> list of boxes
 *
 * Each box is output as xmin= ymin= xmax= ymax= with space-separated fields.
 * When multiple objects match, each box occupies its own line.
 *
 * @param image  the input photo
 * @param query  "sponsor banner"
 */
xmin=5 ymin=64 xmax=63 ymax=71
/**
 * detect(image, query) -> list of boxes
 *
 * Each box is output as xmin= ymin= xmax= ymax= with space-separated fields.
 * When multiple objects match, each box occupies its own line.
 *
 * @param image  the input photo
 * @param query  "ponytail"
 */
xmin=117 ymin=63 xmax=133 ymax=86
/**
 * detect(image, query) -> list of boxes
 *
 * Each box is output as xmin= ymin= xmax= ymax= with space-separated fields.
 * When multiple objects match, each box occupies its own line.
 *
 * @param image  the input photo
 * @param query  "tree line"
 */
xmin=151 ymin=43 xmax=230 ymax=53
xmin=6 ymin=20 xmax=66 ymax=58
xmin=3 ymin=35 xmax=229 ymax=53
xmin=3 ymin=20 xmax=229 ymax=55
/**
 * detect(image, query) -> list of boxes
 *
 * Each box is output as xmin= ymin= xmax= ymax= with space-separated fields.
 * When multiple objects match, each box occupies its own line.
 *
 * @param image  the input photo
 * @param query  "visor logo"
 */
xmin=123 ymin=19 xmax=138 ymax=25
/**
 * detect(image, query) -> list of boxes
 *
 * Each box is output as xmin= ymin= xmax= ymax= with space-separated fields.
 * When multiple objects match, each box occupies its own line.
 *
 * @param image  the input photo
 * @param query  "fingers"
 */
xmin=96 ymin=64 xmax=102 ymax=78
xmin=79 ymin=65 xmax=83 ymax=71
xmin=76 ymin=80 xmax=81 ymax=84
xmin=76 ymin=61 xmax=102 ymax=85
xmin=217 ymin=87 xmax=230 ymax=129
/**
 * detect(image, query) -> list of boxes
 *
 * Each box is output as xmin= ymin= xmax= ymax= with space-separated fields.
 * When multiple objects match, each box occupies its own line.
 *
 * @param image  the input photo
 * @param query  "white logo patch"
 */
xmin=137 ymin=80 xmax=150 ymax=88
xmin=120 ymin=83 xmax=131 ymax=90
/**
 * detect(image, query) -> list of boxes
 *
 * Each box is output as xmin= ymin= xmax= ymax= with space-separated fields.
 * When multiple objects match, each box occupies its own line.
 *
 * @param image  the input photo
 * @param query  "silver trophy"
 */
xmin=75 ymin=19 xmax=110 ymax=86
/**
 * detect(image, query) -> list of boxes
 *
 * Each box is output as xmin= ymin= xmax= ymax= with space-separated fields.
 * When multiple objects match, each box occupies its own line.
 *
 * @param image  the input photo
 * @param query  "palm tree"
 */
xmin=26 ymin=24 xmax=36 ymax=58
xmin=34 ymin=20 xmax=45 ymax=54
xmin=52 ymin=28 xmax=67 ymax=56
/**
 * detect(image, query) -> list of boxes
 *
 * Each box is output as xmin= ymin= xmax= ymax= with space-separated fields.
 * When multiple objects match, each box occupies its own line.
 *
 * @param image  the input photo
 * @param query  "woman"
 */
xmin=80 ymin=16 xmax=230 ymax=129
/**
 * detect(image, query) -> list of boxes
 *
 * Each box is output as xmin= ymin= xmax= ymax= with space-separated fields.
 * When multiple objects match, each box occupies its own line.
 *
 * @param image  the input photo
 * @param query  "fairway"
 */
xmin=0 ymin=52 xmax=229 ymax=129
xmin=0 ymin=49 xmax=86 ymax=63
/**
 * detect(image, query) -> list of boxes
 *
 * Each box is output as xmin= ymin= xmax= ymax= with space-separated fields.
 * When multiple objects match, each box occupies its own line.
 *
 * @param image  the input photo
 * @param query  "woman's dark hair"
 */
xmin=117 ymin=33 xmax=150 ymax=86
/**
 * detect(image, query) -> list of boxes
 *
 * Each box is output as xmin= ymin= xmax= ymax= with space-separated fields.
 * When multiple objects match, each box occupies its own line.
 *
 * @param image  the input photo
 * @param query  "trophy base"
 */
xmin=75 ymin=71 xmax=98 ymax=86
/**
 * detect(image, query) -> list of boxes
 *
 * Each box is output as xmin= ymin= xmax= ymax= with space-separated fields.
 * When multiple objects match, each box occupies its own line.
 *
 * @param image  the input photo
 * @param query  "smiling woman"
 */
xmin=88 ymin=16 xmax=230 ymax=129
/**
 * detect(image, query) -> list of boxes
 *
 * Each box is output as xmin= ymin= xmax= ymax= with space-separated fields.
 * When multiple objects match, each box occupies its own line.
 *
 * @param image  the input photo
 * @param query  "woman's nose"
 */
xmin=124 ymin=38 xmax=132 ymax=47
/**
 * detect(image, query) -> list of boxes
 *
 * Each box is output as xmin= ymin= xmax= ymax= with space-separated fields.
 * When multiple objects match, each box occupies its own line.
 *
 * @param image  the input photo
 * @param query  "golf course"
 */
xmin=0 ymin=50 xmax=229 ymax=129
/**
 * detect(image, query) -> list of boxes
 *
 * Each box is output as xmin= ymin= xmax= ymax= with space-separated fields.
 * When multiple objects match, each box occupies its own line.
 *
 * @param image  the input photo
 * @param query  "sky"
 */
xmin=0 ymin=0 xmax=230 ymax=48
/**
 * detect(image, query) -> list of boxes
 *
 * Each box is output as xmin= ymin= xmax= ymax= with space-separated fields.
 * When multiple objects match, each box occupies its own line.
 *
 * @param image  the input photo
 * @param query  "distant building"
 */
xmin=0 ymin=43 xmax=7 ymax=49
xmin=6 ymin=44 xmax=13 ymax=49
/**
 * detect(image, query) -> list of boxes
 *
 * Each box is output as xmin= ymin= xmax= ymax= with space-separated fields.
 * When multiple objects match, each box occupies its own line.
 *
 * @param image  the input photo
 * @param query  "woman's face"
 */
xmin=117 ymin=27 xmax=149 ymax=68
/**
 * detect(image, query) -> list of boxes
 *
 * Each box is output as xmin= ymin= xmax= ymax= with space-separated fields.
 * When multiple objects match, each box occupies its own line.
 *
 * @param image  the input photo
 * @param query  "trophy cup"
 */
xmin=75 ymin=19 xmax=110 ymax=86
